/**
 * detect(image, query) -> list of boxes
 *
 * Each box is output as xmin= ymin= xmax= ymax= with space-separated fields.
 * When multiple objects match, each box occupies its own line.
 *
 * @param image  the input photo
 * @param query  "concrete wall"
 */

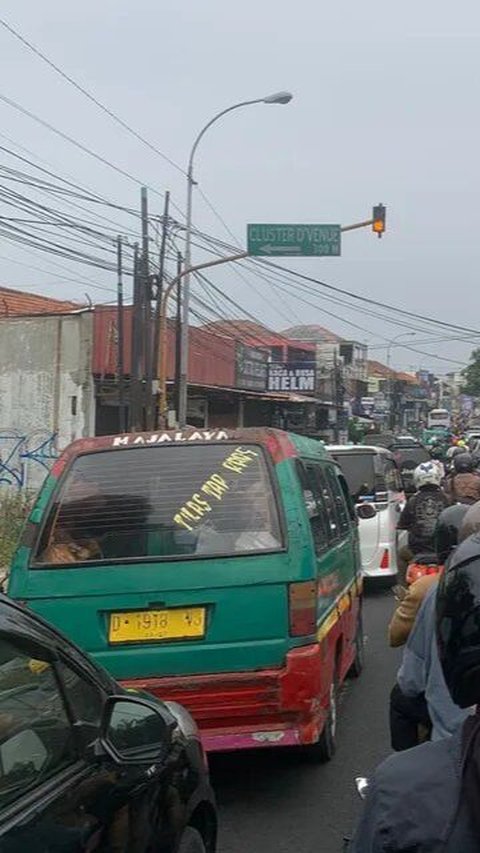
xmin=0 ymin=312 xmax=94 ymax=491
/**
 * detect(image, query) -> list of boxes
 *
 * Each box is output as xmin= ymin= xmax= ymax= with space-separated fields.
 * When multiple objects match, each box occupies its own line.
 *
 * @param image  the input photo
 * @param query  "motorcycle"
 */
xmin=405 ymin=552 xmax=442 ymax=586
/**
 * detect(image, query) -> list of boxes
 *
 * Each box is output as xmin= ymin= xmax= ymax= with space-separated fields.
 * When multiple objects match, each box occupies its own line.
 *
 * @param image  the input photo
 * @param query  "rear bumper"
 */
xmin=121 ymin=644 xmax=327 ymax=753
xmin=362 ymin=536 xmax=405 ymax=578
xmin=363 ymin=564 xmax=397 ymax=579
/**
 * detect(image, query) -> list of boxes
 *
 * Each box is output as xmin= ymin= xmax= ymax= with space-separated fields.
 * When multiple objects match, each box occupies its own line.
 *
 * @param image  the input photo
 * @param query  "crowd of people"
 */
xmin=350 ymin=431 xmax=480 ymax=852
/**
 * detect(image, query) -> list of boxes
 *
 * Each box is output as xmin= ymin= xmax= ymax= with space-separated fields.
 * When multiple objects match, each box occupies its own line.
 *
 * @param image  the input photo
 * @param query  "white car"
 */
xmin=328 ymin=445 xmax=407 ymax=580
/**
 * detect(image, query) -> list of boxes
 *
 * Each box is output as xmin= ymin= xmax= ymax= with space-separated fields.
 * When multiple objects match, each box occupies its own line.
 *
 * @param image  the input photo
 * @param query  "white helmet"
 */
xmin=414 ymin=461 xmax=443 ymax=489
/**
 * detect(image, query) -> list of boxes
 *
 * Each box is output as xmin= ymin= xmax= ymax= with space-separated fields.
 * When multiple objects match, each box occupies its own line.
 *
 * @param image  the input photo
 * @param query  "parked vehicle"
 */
xmin=0 ymin=594 xmax=217 ymax=852
xmin=328 ymin=445 xmax=406 ymax=580
xmin=8 ymin=428 xmax=364 ymax=761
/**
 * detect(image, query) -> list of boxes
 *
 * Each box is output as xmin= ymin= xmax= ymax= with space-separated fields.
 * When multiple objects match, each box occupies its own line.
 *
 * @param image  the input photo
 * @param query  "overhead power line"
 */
xmin=189 ymin=227 xmax=480 ymax=339
xmin=0 ymin=17 xmax=186 ymax=177
xmin=0 ymin=251 xmax=118 ymax=296
xmin=261 ymin=259 xmax=480 ymax=338
xmin=0 ymin=91 xmax=168 ymax=199
xmin=0 ymin=92 xmax=187 ymax=223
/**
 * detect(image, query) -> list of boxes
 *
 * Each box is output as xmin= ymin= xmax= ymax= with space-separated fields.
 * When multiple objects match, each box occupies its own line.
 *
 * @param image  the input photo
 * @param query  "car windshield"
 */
xmin=330 ymin=454 xmax=375 ymax=502
xmin=33 ymin=444 xmax=283 ymax=565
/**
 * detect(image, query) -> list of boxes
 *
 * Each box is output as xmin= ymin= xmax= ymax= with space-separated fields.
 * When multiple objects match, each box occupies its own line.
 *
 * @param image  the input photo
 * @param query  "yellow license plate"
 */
xmin=108 ymin=608 xmax=206 ymax=644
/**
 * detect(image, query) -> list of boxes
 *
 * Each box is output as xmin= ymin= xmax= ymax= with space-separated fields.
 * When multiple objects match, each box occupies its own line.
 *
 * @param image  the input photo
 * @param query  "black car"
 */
xmin=391 ymin=445 xmax=432 ymax=494
xmin=362 ymin=435 xmax=432 ymax=494
xmin=0 ymin=595 xmax=217 ymax=852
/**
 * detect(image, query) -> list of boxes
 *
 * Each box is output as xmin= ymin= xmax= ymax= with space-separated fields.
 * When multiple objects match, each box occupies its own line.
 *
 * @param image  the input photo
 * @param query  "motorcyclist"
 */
xmin=396 ymin=461 xmax=449 ymax=580
xmin=350 ymin=519 xmax=480 ymax=852
xmin=446 ymin=445 xmax=465 ymax=460
xmin=388 ymin=503 xmax=469 ymax=752
xmin=388 ymin=503 xmax=468 ymax=648
xmin=444 ymin=451 xmax=480 ymax=504
xmin=471 ymin=448 xmax=480 ymax=473
xmin=428 ymin=445 xmax=446 ymax=478
xmin=394 ymin=505 xmax=480 ymax=747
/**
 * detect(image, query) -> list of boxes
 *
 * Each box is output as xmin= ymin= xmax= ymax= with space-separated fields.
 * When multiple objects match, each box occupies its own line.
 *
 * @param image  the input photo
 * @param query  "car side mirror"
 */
xmin=357 ymin=503 xmax=377 ymax=520
xmin=100 ymin=695 xmax=174 ymax=765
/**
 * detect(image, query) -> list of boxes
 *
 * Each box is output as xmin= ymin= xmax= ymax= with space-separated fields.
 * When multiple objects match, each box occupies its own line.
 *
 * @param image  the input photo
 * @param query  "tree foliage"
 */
xmin=462 ymin=348 xmax=480 ymax=396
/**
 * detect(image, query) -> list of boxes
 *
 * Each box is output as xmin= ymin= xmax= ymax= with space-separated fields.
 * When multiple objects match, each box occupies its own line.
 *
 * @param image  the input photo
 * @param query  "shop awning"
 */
xmin=173 ymin=381 xmax=333 ymax=406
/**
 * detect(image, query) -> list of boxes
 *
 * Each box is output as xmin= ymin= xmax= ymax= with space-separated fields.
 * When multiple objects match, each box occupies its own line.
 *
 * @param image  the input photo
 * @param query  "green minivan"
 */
xmin=8 ymin=427 xmax=363 ymax=759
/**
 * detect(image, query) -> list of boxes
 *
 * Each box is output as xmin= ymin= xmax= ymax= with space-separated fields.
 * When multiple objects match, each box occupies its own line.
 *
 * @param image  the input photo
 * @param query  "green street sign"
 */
xmin=247 ymin=223 xmax=341 ymax=257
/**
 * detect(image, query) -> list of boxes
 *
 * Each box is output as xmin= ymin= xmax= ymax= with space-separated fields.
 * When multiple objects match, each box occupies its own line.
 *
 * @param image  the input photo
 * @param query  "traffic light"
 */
xmin=372 ymin=204 xmax=386 ymax=238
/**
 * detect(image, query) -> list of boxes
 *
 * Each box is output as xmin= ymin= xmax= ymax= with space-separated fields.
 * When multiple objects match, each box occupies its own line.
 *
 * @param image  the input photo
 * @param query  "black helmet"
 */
xmin=472 ymin=449 xmax=480 ymax=471
xmin=453 ymin=452 xmax=474 ymax=473
xmin=434 ymin=504 xmax=470 ymax=564
xmin=436 ymin=529 xmax=480 ymax=708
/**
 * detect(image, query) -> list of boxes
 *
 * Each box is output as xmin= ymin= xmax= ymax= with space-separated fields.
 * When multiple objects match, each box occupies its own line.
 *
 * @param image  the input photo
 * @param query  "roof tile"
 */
xmin=0 ymin=285 xmax=81 ymax=317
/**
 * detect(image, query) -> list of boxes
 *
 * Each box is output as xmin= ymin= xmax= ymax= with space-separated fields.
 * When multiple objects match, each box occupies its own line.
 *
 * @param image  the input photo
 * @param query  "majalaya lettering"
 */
xmin=173 ymin=446 xmax=259 ymax=532
xmin=112 ymin=429 xmax=229 ymax=447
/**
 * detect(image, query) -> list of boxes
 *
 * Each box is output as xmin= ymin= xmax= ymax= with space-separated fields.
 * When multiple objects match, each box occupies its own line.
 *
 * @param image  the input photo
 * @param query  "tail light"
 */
xmin=407 ymin=563 xmax=442 ymax=585
xmin=289 ymin=581 xmax=317 ymax=637
xmin=380 ymin=549 xmax=390 ymax=570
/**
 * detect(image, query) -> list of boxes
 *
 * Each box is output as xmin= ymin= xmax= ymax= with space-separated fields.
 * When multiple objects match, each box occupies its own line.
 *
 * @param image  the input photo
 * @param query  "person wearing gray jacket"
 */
xmin=350 ymin=528 xmax=480 ymax=852
xmin=396 ymin=581 xmax=470 ymax=740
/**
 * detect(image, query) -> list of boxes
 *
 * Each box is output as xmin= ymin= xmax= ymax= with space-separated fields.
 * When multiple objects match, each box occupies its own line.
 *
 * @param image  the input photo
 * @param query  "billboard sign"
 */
xmin=235 ymin=344 xmax=268 ymax=391
xmin=267 ymin=362 xmax=316 ymax=394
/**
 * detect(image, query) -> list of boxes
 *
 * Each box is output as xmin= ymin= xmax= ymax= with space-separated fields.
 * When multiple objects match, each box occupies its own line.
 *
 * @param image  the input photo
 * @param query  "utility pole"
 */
xmin=333 ymin=353 xmax=341 ymax=443
xmin=174 ymin=252 xmax=183 ymax=424
xmin=130 ymin=243 xmax=143 ymax=431
xmin=141 ymin=187 xmax=154 ymax=430
xmin=116 ymin=236 xmax=126 ymax=433
xmin=157 ymin=251 xmax=248 ymax=424
xmin=152 ymin=192 xmax=170 ymax=411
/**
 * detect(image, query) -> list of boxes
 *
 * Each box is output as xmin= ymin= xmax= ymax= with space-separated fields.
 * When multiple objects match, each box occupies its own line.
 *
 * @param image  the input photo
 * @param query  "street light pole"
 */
xmin=386 ymin=332 xmax=416 ymax=430
xmin=178 ymin=91 xmax=293 ymax=427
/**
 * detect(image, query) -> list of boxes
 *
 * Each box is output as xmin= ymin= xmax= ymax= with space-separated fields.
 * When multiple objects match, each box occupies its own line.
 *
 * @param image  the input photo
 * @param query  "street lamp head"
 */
xmin=263 ymin=91 xmax=293 ymax=105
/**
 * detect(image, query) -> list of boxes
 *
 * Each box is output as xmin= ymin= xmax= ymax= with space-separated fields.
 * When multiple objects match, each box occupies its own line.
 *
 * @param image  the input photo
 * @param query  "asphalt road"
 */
xmin=211 ymin=586 xmax=402 ymax=853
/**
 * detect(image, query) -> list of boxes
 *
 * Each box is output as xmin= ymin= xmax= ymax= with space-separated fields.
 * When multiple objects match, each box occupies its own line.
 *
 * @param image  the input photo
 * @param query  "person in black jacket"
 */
xmin=444 ymin=451 xmax=480 ymax=504
xmin=350 ymin=529 xmax=480 ymax=852
xmin=397 ymin=461 xmax=449 ymax=581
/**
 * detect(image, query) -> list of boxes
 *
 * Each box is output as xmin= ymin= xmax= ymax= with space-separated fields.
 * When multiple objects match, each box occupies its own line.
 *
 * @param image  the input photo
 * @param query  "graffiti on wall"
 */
xmin=0 ymin=430 xmax=58 ymax=490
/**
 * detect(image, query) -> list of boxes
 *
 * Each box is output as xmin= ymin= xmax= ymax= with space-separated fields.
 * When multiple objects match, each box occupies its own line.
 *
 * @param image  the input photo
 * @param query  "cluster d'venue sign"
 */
xmin=267 ymin=363 xmax=316 ymax=394
xmin=247 ymin=223 xmax=341 ymax=257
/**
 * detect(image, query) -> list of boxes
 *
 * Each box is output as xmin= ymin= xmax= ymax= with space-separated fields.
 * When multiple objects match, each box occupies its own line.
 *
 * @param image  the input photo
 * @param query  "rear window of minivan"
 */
xmin=33 ymin=444 xmax=283 ymax=565
xmin=330 ymin=453 xmax=375 ymax=502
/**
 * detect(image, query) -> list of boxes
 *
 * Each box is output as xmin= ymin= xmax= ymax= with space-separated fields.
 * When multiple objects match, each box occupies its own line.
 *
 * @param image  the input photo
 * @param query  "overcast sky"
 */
xmin=1 ymin=0 xmax=479 ymax=373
